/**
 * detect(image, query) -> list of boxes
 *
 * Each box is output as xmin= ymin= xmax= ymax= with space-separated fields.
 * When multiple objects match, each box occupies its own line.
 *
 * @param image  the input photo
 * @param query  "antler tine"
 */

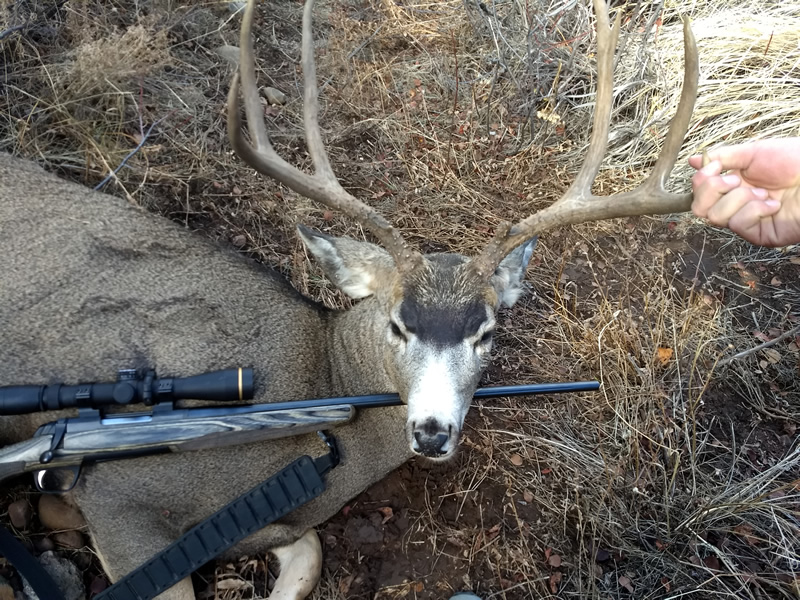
xmin=567 ymin=0 xmax=621 ymax=205
xmin=228 ymin=0 xmax=423 ymax=274
xmin=469 ymin=0 xmax=699 ymax=279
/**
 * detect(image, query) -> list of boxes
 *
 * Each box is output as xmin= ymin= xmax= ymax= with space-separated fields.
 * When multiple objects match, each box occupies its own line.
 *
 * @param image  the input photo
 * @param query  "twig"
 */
xmin=94 ymin=116 xmax=168 ymax=191
xmin=0 ymin=24 xmax=26 ymax=42
xmin=718 ymin=323 xmax=800 ymax=367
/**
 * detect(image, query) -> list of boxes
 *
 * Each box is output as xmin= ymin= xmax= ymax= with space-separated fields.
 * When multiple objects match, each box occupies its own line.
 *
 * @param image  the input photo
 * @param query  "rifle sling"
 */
xmin=0 ymin=526 xmax=66 ymax=600
xmin=97 ymin=448 xmax=336 ymax=600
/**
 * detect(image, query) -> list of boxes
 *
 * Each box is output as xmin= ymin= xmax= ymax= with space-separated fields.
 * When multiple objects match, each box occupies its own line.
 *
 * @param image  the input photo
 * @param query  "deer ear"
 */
xmin=491 ymin=237 xmax=537 ymax=307
xmin=297 ymin=225 xmax=395 ymax=299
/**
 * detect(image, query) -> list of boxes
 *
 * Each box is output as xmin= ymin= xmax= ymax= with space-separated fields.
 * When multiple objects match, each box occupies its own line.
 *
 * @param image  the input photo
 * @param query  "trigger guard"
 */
xmin=34 ymin=466 xmax=81 ymax=493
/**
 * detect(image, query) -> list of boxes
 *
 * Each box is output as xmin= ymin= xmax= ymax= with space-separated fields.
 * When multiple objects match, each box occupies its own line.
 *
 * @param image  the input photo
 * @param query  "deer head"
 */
xmin=228 ymin=0 xmax=698 ymax=460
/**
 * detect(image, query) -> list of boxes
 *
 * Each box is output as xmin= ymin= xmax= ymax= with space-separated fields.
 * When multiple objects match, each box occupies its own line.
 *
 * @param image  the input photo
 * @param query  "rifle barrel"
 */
xmin=232 ymin=381 xmax=601 ymax=414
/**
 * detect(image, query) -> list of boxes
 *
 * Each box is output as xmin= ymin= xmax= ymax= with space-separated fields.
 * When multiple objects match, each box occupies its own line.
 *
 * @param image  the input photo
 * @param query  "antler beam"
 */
xmin=228 ymin=0 xmax=423 ymax=274
xmin=469 ymin=0 xmax=699 ymax=279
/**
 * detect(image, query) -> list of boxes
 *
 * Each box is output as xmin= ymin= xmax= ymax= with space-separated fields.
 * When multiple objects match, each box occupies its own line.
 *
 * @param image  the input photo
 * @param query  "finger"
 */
xmin=706 ymin=187 xmax=770 ymax=228
xmin=691 ymin=163 xmax=741 ymax=217
xmin=700 ymin=143 xmax=759 ymax=173
xmin=728 ymin=199 xmax=782 ymax=246
xmin=688 ymin=153 xmax=715 ymax=169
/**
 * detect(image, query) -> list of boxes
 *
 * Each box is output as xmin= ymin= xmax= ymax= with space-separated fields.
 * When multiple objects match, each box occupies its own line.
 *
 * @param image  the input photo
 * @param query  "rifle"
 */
xmin=0 ymin=367 xmax=600 ymax=492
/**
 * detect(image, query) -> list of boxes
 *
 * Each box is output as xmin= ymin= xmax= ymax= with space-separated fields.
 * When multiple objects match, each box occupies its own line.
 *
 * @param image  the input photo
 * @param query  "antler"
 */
xmin=469 ymin=0 xmax=699 ymax=279
xmin=228 ymin=0 xmax=423 ymax=275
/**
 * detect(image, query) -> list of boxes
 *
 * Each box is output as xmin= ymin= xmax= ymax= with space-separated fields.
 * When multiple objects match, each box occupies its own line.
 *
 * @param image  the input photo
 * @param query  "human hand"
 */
xmin=689 ymin=138 xmax=800 ymax=247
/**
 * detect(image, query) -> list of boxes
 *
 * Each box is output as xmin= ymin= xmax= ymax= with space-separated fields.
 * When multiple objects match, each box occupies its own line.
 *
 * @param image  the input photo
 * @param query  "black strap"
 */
xmin=0 ymin=526 xmax=66 ymax=600
xmin=97 ymin=450 xmax=334 ymax=600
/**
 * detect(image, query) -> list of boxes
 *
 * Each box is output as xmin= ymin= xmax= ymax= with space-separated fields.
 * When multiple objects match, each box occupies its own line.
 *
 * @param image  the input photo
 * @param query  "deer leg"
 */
xmin=269 ymin=529 xmax=322 ymax=600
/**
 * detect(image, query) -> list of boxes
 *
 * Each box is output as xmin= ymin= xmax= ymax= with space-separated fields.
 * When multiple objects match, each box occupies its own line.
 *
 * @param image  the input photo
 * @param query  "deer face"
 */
xmin=299 ymin=226 xmax=536 ymax=460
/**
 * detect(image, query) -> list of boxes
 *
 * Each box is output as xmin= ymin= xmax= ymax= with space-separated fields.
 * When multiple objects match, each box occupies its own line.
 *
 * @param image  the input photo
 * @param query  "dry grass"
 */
xmin=1 ymin=0 xmax=799 ymax=598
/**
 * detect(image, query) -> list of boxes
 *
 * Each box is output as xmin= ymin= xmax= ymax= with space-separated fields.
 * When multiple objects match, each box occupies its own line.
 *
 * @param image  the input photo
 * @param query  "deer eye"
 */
xmin=390 ymin=321 xmax=406 ymax=341
xmin=478 ymin=329 xmax=494 ymax=346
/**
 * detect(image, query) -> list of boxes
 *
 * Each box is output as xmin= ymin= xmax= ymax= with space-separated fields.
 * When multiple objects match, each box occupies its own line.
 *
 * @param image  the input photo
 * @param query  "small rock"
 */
xmin=32 ymin=537 xmax=55 ymax=553
xmin=53 ymin=530 xmax=84 ymax=550
xmin=262 ymin=86 xmax=287 ymax=105
xmin=71 ymin=551 xmax=92 ymax=572
xmin=22 ymin=552 xmax=85 ymax=600
xmin=0 ymin=576 xmax=14 ymax=600
xmin=7 ymin=500 xmax=32 ymax=530
xmin=89 ymin=576 xmax=108 ymax=596
xmin=38 ymin=496 xmax=86 ymax=531
xmin=215 ymin=44 xmax=240 ymax=66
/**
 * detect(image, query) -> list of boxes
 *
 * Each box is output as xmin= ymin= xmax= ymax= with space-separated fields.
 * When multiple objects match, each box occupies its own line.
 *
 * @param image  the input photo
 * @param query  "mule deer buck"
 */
xmin=0 ymin=0 xmax=697 ymax=597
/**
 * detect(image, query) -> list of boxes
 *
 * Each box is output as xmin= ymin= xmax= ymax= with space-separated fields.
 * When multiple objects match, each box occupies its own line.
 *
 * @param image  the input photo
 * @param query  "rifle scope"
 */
xmin=0 ymin=368 xmax=254 ymax=415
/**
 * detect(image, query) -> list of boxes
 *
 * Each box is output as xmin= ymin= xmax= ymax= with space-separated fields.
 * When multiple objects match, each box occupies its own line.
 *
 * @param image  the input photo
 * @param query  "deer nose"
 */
xmin=412 ymin=420 xmax=450 ymax=457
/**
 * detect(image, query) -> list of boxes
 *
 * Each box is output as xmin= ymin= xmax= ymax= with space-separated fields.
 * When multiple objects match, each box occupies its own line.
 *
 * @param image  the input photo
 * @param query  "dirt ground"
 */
xmin=1 ymin=0 xmax=798 ymax=598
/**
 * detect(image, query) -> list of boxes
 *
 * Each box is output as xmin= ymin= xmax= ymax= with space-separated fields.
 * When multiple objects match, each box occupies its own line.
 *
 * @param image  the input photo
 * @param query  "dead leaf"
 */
xmin=523 ymin=490 xmax=534 ymax=503
xmin=376 ymin=506 xmax=393 ymax=524
xmin=733 ymin=523 xmax=760 ymax=546
xmin=549 ymin=572 xmax=562 ymax=594
xmin=753 ymin=330 xmax=771 ymax=342
xmin=703 ymin=555 xmax=721 ymax=571
xmin=763 ymin=348 xmax=782 ymax=364
xmin=509 ymin=453 xmax=523 ymax=466
xmin=486 ymin=523 xmax=501 ymax=542
xmin=232 ymin=186 xmax=242 ymax=196
xmin=771 ymin=276 xmax=783 ymax=285
xmin=790 ymin=256 xmax=800 ymax=265
xmin=655 ymin=539 xmax=667 ymax=551
xmin=660 ymin=577 xmax=671 ymax=592
xmin=548 ymin=554 xmax=562 ymax=567
xmin=592 ymin=564 xmax=603 ymax=578
xmin=746 ymin=280 xmax=757 ymax=290
xmin=656 ymin=347 xmax=674 ymax=365
xmin=689 ymin=555 xmax=702 ymax=566
xmin=338 ymin=574 xmax=355 ymax=595
xmin=618 ymin=575 xmax=634 ymax=593
xmin=541 ymin=467 xmax=552 ymax=475
xmin=413 ymin=581 xmax=424 ymax=592
xmin=216 ymin=578 xmax=249 ymax=591
xmin=323 ymin=210 xmax=334 ymax=222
